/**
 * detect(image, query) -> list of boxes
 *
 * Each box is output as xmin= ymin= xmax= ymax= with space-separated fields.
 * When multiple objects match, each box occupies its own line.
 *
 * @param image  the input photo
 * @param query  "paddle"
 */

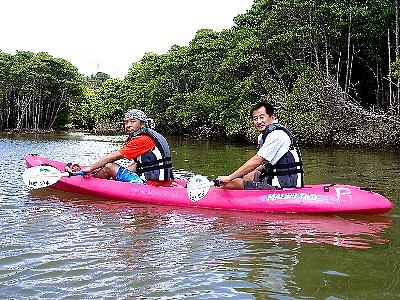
xmin=187 ymin=175 xmax=221 ymax=202
xmin=22 ymin=165 xmax=87 ymax=189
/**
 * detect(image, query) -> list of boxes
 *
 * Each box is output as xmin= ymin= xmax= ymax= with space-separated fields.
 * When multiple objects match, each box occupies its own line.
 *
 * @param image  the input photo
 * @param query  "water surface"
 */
xmin=0 ymin=133 xmax=399 ymax=299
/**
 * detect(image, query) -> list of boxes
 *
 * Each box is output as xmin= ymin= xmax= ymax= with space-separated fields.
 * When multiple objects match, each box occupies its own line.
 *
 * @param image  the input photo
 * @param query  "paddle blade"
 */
xmin=187 ymin=175 xmax=213 ymax=202
xmin=22 ymin=165 xmax=63 ymax=189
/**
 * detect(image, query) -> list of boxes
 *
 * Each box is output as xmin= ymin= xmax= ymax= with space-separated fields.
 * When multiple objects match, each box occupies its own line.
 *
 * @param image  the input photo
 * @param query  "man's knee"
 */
xmin=104 ymin=163 xmax=119 ymax=173
xmin=243 ymin=170 xmax=257 ymax=181
xmin=94 ymin=163 xmax=119 ymax=178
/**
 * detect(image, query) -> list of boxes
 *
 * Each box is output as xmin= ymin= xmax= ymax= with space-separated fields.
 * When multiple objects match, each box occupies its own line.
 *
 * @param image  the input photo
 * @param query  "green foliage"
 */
xmin=391 ymin=59 xmax=400 ymax=79
xmin=0 ymin=50 xmax=85 ymax=131
xmin=70 ymin=87 xmax=97 ymax=129
xmin=283 ymin=71 xmax=332 ymax=145
xmin=78 ymin=0 xmax=396 ymax=147
xmin=2 ymin=0 xmax=399 ymax=148
xmin=89 ymin=78 xmax=128 ymax=131
xmin=86 ymin=72 xmax=111 ymax=89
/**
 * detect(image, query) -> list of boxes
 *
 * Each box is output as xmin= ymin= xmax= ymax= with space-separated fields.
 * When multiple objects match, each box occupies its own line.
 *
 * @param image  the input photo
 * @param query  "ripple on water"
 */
xmin=1 ymin=135 xmax=399 ymax=299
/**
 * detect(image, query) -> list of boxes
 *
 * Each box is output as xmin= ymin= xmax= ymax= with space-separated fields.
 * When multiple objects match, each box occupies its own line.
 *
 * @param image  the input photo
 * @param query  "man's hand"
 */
xmin=80 ymin=166 xmax=93 ymax=173
xmin=216 ymin=175 xmax=233 ymax=184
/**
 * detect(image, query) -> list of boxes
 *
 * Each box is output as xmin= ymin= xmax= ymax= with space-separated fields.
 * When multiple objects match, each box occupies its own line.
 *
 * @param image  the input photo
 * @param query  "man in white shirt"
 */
xmin=217 ymin=102 xmax=304 ymax=190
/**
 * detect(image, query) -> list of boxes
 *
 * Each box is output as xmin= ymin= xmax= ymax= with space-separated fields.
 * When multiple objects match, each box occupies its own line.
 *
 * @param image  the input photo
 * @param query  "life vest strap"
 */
xmin=266 ymin=169 xmax=304 ymax=177
xmin=261 ymin=165 xmax=304 ymax=179
xmin=137 ymin=157 xmax=172 ymax=167
xmin=269 ymin=162 xmax=303 ymax=169
xmin=137 ymin=163 xmax=173 ymax=174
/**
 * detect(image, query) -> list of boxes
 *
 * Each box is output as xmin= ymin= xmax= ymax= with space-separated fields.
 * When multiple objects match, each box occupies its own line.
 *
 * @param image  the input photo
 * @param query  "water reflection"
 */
xmin=234 ymin=214 xmax=391 ymax=249
xmin=1 ymin=133 xmax=399 ymax=299
xmin=30 ymin=189 xmax=392 ymax=250
xmin=20 ymin=190 xmax=393 ymax=298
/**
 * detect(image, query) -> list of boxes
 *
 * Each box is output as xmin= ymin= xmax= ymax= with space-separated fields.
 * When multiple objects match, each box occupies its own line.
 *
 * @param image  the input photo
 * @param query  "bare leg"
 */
xmin=94 ymin=163 xmax=121 ymax=179
xmin=127 ymin=162 xmax=137 ymax=172
xmin=243 ymin=170 xmax=257 ymax=181
xmin=219 ymin=170 xmax=257 ymax=190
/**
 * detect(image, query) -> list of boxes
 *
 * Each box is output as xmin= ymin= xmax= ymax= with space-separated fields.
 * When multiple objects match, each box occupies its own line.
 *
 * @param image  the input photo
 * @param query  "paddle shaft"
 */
xmin=64 ymin=171 xmax=87 ymax=177
xmin=29 ymin=171 xmax=87 ymax=179
xmin=190 ymin=179 xmax=221 ymax=190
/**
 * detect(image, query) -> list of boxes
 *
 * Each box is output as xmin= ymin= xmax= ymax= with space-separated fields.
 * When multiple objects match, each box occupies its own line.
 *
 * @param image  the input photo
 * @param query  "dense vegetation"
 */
xmin=1 ymin=0 xmax=400 ymax=148
xmin=0 ymin=51 xmax=84 ymax=131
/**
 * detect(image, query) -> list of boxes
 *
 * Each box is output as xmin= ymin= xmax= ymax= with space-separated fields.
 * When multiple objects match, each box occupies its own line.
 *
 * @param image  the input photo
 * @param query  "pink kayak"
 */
xmin=25 ymin=154 xmax=393 ymax=214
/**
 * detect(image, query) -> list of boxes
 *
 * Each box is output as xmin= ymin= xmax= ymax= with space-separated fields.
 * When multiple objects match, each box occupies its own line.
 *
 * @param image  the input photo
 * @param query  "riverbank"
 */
xmin=2 ymin=125 xmax=400 ymax=151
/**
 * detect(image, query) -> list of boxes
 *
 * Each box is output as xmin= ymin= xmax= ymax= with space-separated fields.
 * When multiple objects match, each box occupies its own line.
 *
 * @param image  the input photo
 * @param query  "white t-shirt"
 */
xmin=256 ymin=124 xmax=291 ymax=165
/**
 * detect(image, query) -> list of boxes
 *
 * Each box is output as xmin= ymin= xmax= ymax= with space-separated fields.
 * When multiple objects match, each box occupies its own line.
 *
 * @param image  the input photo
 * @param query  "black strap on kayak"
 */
xmin=323 ymin=183 xmax=336 ymax=192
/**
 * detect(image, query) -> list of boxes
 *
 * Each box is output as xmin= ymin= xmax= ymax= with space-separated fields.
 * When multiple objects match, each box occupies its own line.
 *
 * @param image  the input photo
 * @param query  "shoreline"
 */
xmin=1 ymin=128 xmax=399 ymax=151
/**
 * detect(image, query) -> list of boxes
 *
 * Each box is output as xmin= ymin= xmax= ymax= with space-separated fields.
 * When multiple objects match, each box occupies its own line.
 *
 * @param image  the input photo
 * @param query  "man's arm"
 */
xmin=81 ymin=150 xmax=124 ymax=173
xmin=218 ymin=155 xmax=265 ymax=183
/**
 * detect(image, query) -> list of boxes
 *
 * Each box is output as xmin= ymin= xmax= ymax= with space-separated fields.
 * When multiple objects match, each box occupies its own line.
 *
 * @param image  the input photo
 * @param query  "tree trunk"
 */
xmin=345 ymin=12 xmax=352 ymax=96
xmin=388 ymin=28 xmax=393 ymax=111
xmin=325 ymin=38 xmax=329 ymax=77
xmin=349 ymin=45 xmax=354 ymax=95
xmin=396 ymin=0 xmax=400 ymax=115
xmin=336 ymin=51 xmax=342 ymax=84
xmin=376 ymin=63 xmax=381 ymax=108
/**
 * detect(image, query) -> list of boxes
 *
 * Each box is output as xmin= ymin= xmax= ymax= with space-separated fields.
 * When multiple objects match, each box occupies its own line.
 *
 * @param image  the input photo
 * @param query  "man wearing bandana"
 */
xmin=81 ymin=109 xmax=175 ymax=187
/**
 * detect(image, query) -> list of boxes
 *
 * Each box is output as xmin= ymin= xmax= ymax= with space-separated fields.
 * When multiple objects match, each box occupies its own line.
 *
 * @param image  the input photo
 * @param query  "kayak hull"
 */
xmin=25 ymin=154 xmax=393 ymax=214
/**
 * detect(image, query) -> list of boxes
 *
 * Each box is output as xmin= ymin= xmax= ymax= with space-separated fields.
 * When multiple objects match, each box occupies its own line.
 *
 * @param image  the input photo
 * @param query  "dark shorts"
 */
xmin=116 ymin=167 xmax=145 ymax=184
xmin=243 ymin=170 xmax=277 ymax=190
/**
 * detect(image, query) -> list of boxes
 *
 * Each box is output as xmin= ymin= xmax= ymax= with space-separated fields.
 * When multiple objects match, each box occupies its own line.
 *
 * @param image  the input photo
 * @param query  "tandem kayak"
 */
xmin=24 ymin=154 xmax=393 ymax=214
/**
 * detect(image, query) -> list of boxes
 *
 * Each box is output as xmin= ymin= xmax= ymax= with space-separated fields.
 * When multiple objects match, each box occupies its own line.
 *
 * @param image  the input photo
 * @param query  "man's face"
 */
xmin=252 ymin=106 xmax=274 ymax=133
xmin=124 ymin=118 xmax=143 ymax=134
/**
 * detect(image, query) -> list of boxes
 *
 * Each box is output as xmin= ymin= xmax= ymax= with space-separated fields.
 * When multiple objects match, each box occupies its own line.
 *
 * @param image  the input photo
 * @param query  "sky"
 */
xmin=1 ymin=0 xmax=253 ymax=78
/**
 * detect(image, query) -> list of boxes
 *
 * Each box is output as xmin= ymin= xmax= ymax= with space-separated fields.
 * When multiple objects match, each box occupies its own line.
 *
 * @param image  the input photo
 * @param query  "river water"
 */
xmin=0 ymin=132 xmax=399 ymax=299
